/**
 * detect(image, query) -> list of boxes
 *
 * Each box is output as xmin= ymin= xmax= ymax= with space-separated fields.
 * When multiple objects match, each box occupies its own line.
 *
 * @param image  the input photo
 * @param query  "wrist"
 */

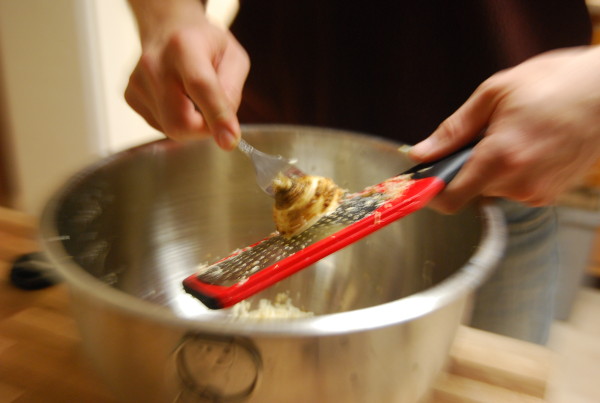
xmin=127 ymin=0 xmax=206 ymax=44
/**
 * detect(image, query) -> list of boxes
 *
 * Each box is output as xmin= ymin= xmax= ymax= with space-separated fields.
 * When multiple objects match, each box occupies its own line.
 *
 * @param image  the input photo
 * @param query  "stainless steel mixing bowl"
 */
xmin=40 ymin=125 xmax=506 ymax=403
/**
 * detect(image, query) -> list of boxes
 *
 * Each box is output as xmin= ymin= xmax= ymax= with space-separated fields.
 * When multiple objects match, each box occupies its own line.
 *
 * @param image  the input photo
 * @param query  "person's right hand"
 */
xmin=409 ymin=46 xmax=600 ymax=212
xmin=125 ymin=0 xmax=250 ymax=150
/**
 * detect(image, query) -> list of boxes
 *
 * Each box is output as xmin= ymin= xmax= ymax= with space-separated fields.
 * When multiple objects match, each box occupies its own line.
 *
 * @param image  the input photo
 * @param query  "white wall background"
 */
xmin=0 ymin=0 xmax=237 ymax=215
xmin=1 ymin=0 xmax=106 ymax=214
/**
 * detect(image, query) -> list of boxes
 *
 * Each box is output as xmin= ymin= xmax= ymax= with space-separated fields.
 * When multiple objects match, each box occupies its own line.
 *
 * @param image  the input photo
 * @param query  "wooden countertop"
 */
xmin=0 ymin=206 xmax=552 ymax=403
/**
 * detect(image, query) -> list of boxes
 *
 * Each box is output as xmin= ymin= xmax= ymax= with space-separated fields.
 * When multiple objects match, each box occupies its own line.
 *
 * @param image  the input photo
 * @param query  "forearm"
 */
xmin=126 ymin=0 xmax=206 ymax=43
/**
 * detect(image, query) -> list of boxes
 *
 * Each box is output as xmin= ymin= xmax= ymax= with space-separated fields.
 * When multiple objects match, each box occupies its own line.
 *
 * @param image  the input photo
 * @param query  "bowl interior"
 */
xmin=46 ymin=126 xmax=483 ymax=318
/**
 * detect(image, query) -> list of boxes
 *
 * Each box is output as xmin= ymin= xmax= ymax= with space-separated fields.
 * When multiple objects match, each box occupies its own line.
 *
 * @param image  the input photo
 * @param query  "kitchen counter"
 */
xmin=0 ymin=206 xmax=551 ymax=403
xmin=0 ymin=206 xmax=117 ymax=403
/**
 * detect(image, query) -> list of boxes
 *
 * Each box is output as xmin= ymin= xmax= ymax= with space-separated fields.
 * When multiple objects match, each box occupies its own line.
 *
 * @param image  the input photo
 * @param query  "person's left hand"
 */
xmin=410 ymin=46 xmax=600 ymax=213
xmin=124 ymin=0 xmax=250 ymax=149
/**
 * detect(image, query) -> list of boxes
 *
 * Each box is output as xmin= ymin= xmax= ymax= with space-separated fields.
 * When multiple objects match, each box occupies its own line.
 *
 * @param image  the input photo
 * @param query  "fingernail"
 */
xmin=397 ymin=145 xmax=412 ymax=155
xmin=410 ymin=138 xmax=436 ymax=159
xmin=217 ymin=128 xmax=240 ymax=150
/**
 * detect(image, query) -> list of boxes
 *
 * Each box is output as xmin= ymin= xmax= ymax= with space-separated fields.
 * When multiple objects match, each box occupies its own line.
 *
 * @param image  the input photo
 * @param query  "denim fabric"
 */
xmin=470 ymin=199 xmax=559 ymax=345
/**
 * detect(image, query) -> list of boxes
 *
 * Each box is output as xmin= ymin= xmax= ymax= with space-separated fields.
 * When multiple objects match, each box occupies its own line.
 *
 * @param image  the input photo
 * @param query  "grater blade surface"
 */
xmin=197 ymin=177 xmax=409 ymax=286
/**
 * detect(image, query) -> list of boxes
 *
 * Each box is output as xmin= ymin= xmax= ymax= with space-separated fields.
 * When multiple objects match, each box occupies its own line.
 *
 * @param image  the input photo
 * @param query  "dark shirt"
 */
xmin=231 ymin=1 xmax=592 ymax=144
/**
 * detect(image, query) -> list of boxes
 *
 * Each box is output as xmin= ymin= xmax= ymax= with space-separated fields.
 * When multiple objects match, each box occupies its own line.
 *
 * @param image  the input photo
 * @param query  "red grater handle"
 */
xmin=182 ymin=176 xmax=445 ymax=309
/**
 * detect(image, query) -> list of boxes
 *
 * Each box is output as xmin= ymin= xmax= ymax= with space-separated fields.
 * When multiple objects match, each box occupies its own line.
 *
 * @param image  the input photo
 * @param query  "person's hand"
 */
xmin=125 ymin=0 xmax=250 ymax=150
xmin=409 ymin=46 xmax=600 ymax=212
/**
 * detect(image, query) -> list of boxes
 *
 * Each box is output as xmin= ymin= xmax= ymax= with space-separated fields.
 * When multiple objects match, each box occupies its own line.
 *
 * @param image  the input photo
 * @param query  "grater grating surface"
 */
xmin=197 ymin=177 xmax=409 ymax=286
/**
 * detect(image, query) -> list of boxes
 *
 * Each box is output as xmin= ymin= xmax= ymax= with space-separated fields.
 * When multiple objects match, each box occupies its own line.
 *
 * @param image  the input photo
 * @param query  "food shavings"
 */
xmin=229 ymin=293 xmax=314 ymax=320
xmin=351 ymin=174 xmax=412 ymax=200
xmin=374 ymin=211 xmax=382 ymax=225
xmin=195 ymin=262 xmax=210 ymax=274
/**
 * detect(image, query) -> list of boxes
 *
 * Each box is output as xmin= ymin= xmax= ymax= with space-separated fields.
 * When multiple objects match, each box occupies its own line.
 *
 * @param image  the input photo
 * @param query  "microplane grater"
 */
xmin=182 ymin=144 xmax=474 ymax=309
xmin=195 ymin=189 xmax=395 ymax=287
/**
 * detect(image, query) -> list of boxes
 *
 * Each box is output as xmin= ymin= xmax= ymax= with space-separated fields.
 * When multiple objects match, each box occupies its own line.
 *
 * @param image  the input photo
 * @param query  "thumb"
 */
xmin=409 ymin=82 xmax=499 ymax=162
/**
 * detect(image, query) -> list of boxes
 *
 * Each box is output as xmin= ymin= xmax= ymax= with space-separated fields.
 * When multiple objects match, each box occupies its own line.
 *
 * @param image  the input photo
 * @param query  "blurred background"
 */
xmin=0 ymin=1 xmax=600 ymax=401
xmin=0 ymin=0 xmax=238 ymax=215
xmin=0 ymin=0 xmax=600 ymax=216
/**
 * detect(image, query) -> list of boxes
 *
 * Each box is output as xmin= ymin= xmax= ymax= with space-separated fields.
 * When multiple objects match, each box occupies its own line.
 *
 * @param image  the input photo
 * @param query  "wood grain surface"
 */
xmin=0 ymin=207 xmax=552 ymax=403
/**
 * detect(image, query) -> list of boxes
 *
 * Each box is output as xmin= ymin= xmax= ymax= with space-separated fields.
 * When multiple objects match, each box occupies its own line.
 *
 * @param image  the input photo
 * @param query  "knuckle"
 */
xmin=481 ymin=142 xmax=529 ymax=173
xmin=527 ymin=198 xmax=554 ymax=208
xmin=430 ymin=194 xmax=464 ymax=215
xmin=478 ymin=69 xmax=509 ymax=92
xmin=167 ymin=25 xmax=222 ymax=56
xmin=167 ymin=128 xmax=210 ymax=142
xmin=161 ymin=112 xmax=205 ymax=140
xmin=472 ymin=73 xmax=508 ymax=106
xmin=181 ymin=68 xmax=217 ymax=98
xmin=137 ymin=52 xmax=159 ymax=75
xmin=493 ymin=151 xmax=521 ymax=172
xmin=232 ymin=41 xmax=251 ymax=69
xmin=123 ymin=86 xmax=136 ymax=107
xmin=524 ymin=182 xmax=557 ymax=206
xmin=510 ymin=186 xmax=537 ymax=202
xmin=211 ymin=108 xmax=234 ymax=125
xmin=436 ymin=116 xmax=466 ymax=143
xmin=222 ymin=84 xmax=243 ymax=109
xmin=124 ymin=87 xmax=148 ymax=116
xmin=503 ymin=178 xmax=550 ymax=204
xmin=477 ymin=76 xmax=499 ymax=93
xmin=187 ymin=73 xmax=214 ymax=95
xmin=162 ymin=119 xmax=190 ymax=137
xmin=519 ymin=189 xmax=554 ymax=207
xmin=437 ymin=203 xmax=461 ymax=215
xmin=166 ymin=29 xmax=194 ymax=53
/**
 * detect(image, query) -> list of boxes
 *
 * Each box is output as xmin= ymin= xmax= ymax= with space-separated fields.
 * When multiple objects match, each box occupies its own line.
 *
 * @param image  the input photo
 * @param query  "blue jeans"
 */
xmin=470 ymin=199 xmax=559 ymax=345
